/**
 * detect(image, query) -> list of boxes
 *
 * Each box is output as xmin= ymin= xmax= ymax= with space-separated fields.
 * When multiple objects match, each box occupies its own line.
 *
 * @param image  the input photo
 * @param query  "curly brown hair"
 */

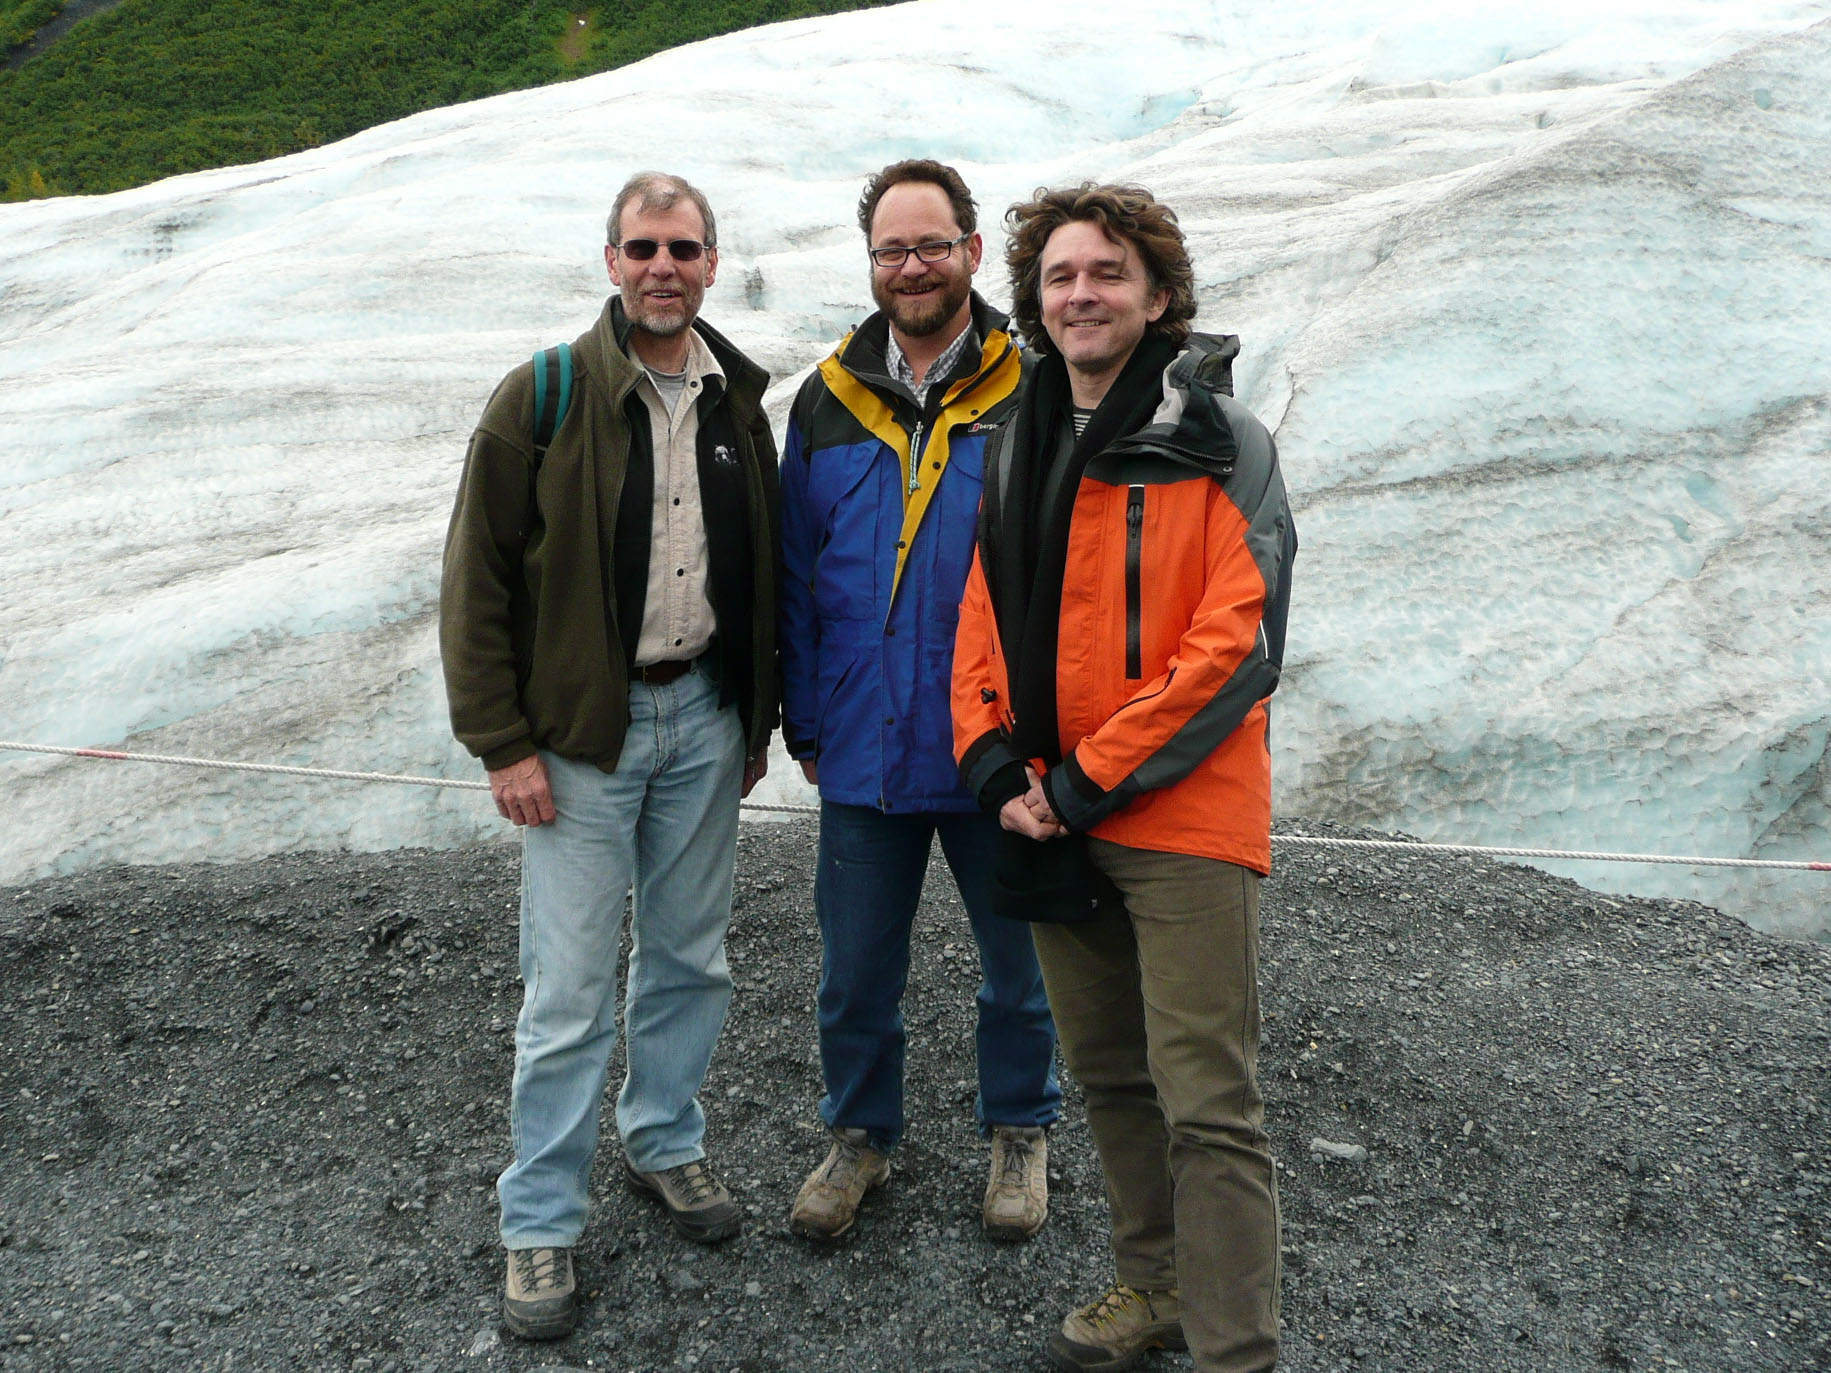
xmin=1004 ymin=183 xmax=1195 ymax=352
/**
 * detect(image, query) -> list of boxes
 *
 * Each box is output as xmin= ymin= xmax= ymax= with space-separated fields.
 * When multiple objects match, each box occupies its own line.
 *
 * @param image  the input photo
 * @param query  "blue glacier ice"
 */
xmin=1 ymin=0 xmax=1827 ymax=937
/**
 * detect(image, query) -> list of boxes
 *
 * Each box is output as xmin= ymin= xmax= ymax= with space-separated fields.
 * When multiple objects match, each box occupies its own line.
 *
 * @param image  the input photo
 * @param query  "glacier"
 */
xmin=1 ymin=0 xmax=1827 ymax=938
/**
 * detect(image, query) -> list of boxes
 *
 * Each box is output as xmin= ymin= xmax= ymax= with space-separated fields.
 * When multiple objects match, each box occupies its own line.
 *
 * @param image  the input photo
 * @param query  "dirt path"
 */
xmin=4 ymin=0 xmax=129 ymax=71
xmin=555 ymin=11 xmax=594 ymax=67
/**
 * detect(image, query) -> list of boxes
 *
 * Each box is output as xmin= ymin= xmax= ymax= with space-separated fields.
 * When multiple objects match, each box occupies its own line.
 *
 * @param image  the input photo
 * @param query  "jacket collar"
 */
xmin=836 ymin=291 xmax=1016 ymax=394
xmin=576 ymin=297 xmax=769 ymax=415
xmin=1099 ymin=332 xmax=1243 ymax=478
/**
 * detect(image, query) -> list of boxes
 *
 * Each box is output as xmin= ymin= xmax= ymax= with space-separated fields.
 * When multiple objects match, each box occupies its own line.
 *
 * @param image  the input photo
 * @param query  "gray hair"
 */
xmin=607 ymin=172 xmax=717 ymax=248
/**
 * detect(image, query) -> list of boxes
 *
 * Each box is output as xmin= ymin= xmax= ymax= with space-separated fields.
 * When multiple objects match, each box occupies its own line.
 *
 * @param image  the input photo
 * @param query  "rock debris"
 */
xmin=1 ymin=817 xmax=1826 ymax=1370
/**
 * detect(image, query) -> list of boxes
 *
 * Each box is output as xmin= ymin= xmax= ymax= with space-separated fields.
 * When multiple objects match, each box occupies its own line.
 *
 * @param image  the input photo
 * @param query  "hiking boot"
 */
xmin=624 ymin=1156 xmax=741 ymax=1244
xmin=501 ymin=1246 xmax=576 ymax=1341
xmin=1046 ymin=1283 xmax=1185 ymax=1372
xmin=789 ymin=1128 xmax=890 ymax=1240
xmin=984 ymin=1126 xmax=1049 ymax=1241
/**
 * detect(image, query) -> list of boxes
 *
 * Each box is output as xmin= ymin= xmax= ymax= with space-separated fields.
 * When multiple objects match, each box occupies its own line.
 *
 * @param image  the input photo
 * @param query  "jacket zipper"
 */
xmin=1125 ymin=485 xmax=1145 ymax=680
xmin=881 ymin=338 xmax=1014 ymax=632
xmin=904 ymin=334 xmax=1014 ymax=491
xmin=880 ymin=420 xmax=926 ymax=640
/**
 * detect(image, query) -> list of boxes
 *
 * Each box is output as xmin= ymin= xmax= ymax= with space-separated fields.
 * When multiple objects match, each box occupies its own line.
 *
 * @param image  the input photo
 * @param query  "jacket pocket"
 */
xmin=814 ymin=639 xmax=866 ymax=749
xmin=808 ymin=441 xmax=886 ymax=622
xmin=945 ymin=432 xmax=986 ymax=483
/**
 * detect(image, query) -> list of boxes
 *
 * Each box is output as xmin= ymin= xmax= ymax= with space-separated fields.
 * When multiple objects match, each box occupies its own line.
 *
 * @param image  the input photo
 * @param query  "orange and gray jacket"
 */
xmin=780 ymin=295 xmax=1024 ymax=811
xmin=951 ymin=333 xmax=1295 ymax=873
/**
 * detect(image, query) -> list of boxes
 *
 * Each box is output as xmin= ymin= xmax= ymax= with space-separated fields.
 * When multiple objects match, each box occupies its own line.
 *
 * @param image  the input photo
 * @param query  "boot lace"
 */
xmin=996 ymin=1132 xmax=1038 ymax=1189
xmin=512 ymin=1247 xmax=568 ymax=1296
xmin=660 ymin=1158 xmax=723 ymax=1206
xmin=818 ymin=1134 xmax=874 ymax=1187
xmin=1080 ymin=1283 xmax=1162 ymax=1330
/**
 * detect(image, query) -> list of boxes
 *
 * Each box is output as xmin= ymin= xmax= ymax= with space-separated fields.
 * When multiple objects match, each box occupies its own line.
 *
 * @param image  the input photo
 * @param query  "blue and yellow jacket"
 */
xmin=779 ymin=294 xmax=1024 ymax=811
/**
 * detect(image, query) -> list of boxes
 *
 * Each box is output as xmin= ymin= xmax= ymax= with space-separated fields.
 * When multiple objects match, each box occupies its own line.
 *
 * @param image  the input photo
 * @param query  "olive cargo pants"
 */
xmin=1031 ymin=840 xmax=1281 ymax=1372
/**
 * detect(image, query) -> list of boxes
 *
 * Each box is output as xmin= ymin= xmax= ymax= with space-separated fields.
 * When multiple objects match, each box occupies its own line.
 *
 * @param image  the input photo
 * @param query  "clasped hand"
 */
xmin=999 ymin=766 xmax=1066 ymax=840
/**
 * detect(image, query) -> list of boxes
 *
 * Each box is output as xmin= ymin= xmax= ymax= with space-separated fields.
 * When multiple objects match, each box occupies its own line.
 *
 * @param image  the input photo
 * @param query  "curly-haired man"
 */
xmin=953 ymin=183 xmax=1297 ymax=1373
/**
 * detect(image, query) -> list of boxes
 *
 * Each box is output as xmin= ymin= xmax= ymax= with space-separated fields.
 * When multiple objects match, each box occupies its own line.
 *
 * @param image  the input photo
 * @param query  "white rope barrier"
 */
xmin=3 ymin=739 xmax=1827 ymax=872
xmin=1263 ymin=834 xmax=1830 ymax=872
xmin=1 ymin=740 xmax=491 ymax=791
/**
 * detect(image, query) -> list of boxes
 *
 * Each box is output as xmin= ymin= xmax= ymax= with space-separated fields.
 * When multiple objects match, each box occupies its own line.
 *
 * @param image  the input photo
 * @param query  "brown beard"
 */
xmin=874 ymin=271 xmax=970 ymax=340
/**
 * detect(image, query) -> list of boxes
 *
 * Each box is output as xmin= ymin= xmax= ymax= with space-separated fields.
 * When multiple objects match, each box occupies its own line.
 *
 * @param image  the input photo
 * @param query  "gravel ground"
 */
xmin=2 ymin=816 xmax=1827 ymax=1372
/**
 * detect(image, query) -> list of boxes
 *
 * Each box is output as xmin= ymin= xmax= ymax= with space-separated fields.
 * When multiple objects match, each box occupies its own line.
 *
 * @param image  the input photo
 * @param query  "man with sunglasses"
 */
xmin=441 ymin=171 xmax=778 ymax=1341
xmin=778 ymin=159 xmax=1059 ymax=1246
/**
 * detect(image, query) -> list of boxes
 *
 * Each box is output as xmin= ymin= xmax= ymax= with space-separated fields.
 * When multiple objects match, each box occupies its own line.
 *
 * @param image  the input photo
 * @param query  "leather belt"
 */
xmin=634 ymin=658 xmax=695 ymax=686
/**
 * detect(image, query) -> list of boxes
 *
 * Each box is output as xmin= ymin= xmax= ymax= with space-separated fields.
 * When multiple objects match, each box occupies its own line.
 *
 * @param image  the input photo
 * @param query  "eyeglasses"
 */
xmin=614 ymin=238 xmax=711 ymax=262
xmin=868 ymin=234 xmax=970 ymax=268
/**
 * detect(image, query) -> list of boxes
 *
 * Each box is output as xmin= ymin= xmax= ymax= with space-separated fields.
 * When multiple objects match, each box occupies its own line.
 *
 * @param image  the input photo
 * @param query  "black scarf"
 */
xmin=989 ymin=333 xmax=1181 ymax=761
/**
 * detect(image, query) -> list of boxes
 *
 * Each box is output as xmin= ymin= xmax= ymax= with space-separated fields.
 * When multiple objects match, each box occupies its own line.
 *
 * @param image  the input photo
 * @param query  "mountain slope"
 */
xmin=0 ymin=0 xmax=892 ymax=199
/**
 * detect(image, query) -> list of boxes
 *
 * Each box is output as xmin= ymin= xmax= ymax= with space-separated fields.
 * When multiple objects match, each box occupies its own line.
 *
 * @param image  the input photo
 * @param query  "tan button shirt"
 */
xmin=631 ymin=331 xmax=721 ymax=667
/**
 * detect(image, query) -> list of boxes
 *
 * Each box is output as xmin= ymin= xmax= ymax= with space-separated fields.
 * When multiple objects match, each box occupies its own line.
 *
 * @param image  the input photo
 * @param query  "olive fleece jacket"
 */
xmin=439 ymin=298 xmax=779 ymax=774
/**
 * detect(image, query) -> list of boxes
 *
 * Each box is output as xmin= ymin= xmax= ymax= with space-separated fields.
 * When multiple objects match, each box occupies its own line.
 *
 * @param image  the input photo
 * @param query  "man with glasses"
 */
xmin=441 ymin=171 xmax=778 ymax=1341
xmin=778 ymin=159 xmax=1059 ymax=1245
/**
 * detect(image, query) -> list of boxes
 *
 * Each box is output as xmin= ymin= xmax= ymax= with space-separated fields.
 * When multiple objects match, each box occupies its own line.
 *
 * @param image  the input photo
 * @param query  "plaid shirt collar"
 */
xmin=885 ymin=317 xmax=979 ymax=409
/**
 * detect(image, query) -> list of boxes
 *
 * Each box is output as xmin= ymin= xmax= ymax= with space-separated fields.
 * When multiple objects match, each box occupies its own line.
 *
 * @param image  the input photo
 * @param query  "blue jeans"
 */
xmin=497 ymin=665 xmax=743 ymax=1249
xmin=814 ymin=801 xmax=1060 ymax=1151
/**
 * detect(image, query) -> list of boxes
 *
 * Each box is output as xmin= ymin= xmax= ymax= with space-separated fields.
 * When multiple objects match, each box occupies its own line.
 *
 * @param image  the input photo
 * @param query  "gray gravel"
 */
xmin=2 ymin=816 xmax=1827 ymax=1372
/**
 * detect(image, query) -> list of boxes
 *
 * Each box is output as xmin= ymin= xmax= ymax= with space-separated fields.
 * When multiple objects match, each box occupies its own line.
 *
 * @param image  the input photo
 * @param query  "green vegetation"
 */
xmin=1 ymin=0 xmax=892 ymax=201
xmin=1 ymin=0 xmax=65 ymax=53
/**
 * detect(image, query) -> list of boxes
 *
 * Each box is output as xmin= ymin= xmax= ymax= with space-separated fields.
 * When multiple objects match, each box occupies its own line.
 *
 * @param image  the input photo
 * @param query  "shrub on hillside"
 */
xmin=0 ymin=0 xmax=894 ymax=200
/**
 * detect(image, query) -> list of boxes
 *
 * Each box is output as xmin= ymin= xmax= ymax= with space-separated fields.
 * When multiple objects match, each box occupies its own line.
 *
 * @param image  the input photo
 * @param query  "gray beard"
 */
xmin=629 ymin=304 xmax=691 ymax=338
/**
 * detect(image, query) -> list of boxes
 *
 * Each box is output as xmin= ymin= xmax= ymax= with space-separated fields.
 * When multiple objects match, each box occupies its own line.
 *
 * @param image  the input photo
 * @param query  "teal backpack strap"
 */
xmin=530 ymin=343 xmax=574 ymax=463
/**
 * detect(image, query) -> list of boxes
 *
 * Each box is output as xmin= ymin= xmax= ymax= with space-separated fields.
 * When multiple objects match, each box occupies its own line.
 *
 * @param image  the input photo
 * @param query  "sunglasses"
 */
xmin=614 ymin=238 xmax=710 ymax=262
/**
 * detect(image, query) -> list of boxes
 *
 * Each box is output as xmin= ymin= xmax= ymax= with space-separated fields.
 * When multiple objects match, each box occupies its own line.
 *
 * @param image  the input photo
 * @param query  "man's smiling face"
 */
xmin=867 ymin=180 xmax=980 ymax=343
xmin=1037 ymin=219 xmax=1168 ymax=390
xmin=606 ymin=199 xmax=717 ymax=343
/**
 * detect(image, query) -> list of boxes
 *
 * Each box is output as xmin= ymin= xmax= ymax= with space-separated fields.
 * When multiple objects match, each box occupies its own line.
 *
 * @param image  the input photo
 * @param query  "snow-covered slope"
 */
xmin=2 ymin=0 xmax=1827 ymax=936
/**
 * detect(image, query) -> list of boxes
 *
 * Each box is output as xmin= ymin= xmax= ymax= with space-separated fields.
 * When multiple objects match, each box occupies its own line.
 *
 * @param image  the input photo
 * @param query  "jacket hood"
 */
xmin=1101 ymin=331 xmax=1243 ymax=479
